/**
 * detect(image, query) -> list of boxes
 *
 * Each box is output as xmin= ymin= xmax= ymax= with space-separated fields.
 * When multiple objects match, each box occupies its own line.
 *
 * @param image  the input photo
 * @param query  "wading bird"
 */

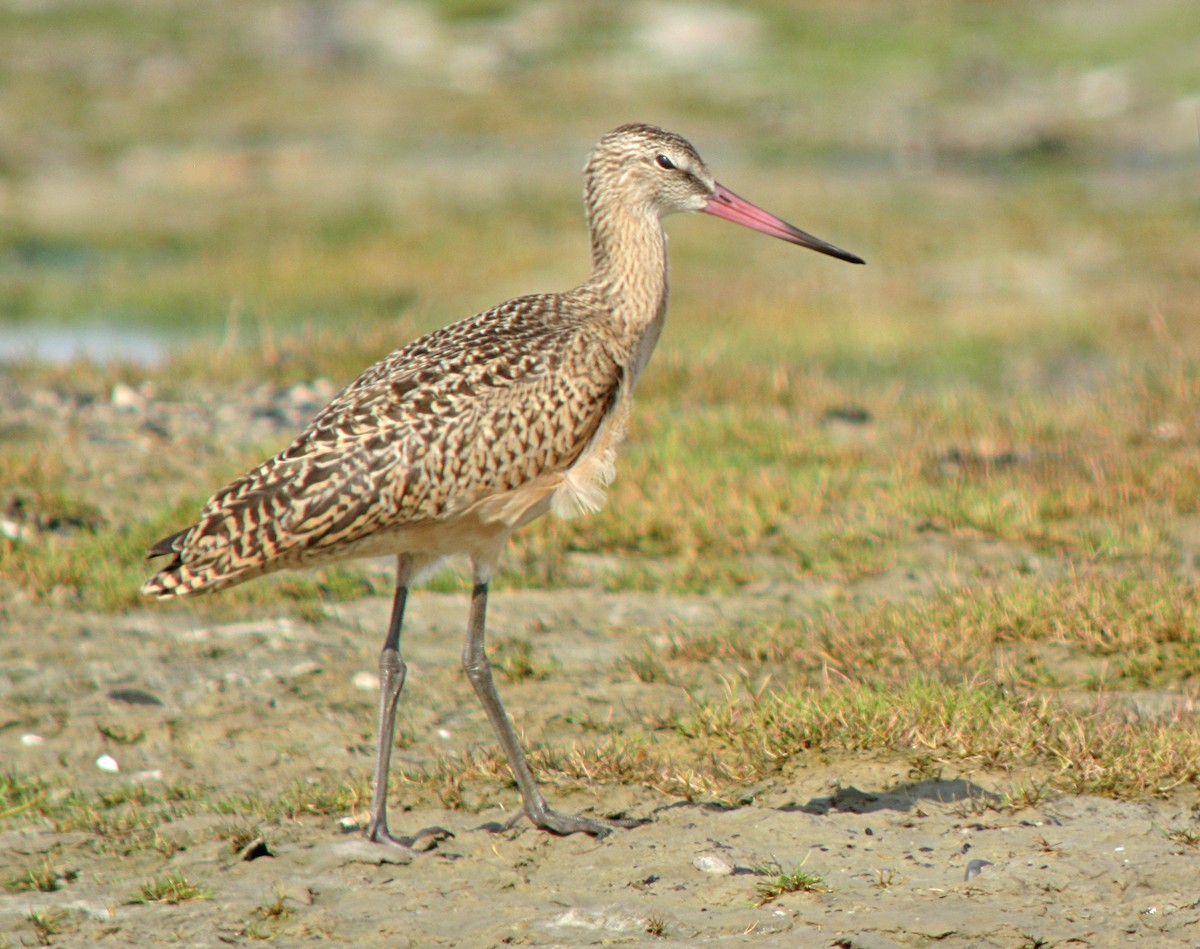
xmin=143 ymin=123 xmax=864 ymax=850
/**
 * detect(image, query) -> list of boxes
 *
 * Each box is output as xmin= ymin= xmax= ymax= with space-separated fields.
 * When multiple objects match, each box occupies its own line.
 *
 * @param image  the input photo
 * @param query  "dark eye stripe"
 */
xmin=655 ymin=154 xmax=675 ymax=170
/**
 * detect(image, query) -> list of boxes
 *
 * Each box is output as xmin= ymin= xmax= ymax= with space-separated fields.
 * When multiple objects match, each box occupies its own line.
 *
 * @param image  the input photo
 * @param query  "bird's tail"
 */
xmin=141 ymin=564 xmax=216 ymax=599
xmin=141 ymin=528 xmax=245 ymax=599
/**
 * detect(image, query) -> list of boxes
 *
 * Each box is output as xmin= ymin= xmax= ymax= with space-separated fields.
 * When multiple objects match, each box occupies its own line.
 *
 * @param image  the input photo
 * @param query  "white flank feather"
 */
xmin=552 ymin=447 xmax=616 ymax=519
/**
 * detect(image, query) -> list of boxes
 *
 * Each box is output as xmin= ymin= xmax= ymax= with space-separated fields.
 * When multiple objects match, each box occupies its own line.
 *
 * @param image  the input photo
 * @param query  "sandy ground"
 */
xmin=3 ymin=582 xmax=1200 ymax=948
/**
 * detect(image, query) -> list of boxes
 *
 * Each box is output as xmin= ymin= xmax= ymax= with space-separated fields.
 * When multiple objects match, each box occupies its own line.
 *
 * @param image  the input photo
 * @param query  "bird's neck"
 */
xmin=584 ymin=201 xmax=670 ymax=340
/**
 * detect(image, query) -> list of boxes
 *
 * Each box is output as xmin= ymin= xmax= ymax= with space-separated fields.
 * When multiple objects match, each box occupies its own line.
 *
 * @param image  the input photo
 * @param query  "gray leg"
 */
xmin=364 ymin=558 xmax=451 ymax=850
xmin=461 ymin=575 xmax=645 ymax=838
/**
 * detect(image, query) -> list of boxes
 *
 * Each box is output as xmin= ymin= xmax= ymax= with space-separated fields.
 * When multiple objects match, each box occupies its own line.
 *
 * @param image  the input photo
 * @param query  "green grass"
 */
xmin=254 ymin=886 xmax=294 ymax=923
xmin=4 ymin=860 xmax=78 ymax=894
xmin=16 ymin=358 xmax=1196 ymax=610
xmin=658 ymin=571 xmax=1200 ymax=692
xmin=24 ymin=908 xmax=71 ymax=946
xmin=684 ymin=679 xmax=1200 ymax=799
xmin=1165 ymin=825 xmax=1200 ymax=849
xmin=128 ymin=873 xmax=210 ymax=905
xmin=209 ymin=776 xmax=370 ymax=823
xmin=752 ymin=861 xmax=830 ymax=906
xmin=490 ymin=637 xmax=561 ymax=683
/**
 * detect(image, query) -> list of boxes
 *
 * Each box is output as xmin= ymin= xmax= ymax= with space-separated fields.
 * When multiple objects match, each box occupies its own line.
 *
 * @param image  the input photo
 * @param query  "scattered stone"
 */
xmin=20 ymin=733 xmax=45 ymax=746
xmin=238 ymin=835 xmax=274 ymax=861
xmin=936 ymin=446 xmax=1032 ymax=477
xmin=139 ymin=417 xmax=170 ymax=438
xmin=108 ymin=687 xmax=166 ymax=706
xmin=550 ymin=907 xmax=648 ymax=932
xmin=319 ymin=838 xmax=415 ymax=867
xmin=96 ymin=754 xmax=120 ymax=773
xmin=821 ymin=403 xmax=875 ymax=445
xmin=1152 ymin=420 xmax=1184 ymax=442
xmin=353 ymin=671 xmax=380 ymax=691
xmin=0 ymin=517 xmax=33 ymax=542
xmin=111 ymin=382 xmax=146 ymax=410
xmin=63 ymin=900 xmax=116 ymax=923
xmin=288 ymin=659 xmax=322 ymax=678
xmin=822 ymin=403 xmax=872 ymax=425
xmin=692 ymin=850 xmax=735 ymax=875
xmin=964 ymin=858 xmax=992 ymax=881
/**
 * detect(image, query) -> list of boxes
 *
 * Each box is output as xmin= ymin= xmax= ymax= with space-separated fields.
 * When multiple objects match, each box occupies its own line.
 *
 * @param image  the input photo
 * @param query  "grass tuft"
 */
xmin=686 ymin=679 xmax=1200 ymax=799
xmin=752 ymin=860 xmax=830 ymax=905
xmin=490 ymin=637 xmax=560 ymax=683
xmin=129 ymin=873 xmax=210 ymax=905
xmin=5 ymin=861 xmax=78 ymax=894
xmin=255 ymin=886 xmax=295 ymax=922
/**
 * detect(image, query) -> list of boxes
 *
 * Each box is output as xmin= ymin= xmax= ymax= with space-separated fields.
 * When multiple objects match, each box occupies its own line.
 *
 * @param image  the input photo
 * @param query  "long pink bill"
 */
xmin=703 ymin=182 xmax=865 ymax=265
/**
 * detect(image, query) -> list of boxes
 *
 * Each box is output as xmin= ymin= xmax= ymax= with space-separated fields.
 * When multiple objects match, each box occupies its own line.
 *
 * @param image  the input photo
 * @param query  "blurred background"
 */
xmin=0 ymin=0 xmax=1197 ymax=383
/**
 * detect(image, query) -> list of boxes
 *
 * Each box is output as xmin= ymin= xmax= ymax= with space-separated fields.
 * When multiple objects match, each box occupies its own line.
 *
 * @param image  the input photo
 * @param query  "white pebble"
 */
xmin=0 ymin=518 xmax=33 ymax=542
xmin=111 ymin=382 xmax=146 ymax=410
xmin=21 ymin=734 xmax=45 ymax=746
xmin=692 ymin=851 xmax=735 ymax=875
xmin=551 ymin=908 xmax=645 ymax=932
xmin=353 ymin=671 xmax=380 ymax=692
xmin=96 ymin=754 xmax=120 ymax=773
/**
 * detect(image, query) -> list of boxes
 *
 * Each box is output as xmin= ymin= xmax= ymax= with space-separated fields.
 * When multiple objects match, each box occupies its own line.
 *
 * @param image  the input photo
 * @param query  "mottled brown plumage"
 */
xmin=143 ymin=290 xmax=625 ymax=597
xmin=143 ymin=123 xmax=863 ymax=848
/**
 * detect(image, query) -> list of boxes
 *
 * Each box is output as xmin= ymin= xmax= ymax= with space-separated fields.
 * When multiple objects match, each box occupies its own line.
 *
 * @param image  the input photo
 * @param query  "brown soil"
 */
xmin=3 ymin=582 xmax=1199 ymax=948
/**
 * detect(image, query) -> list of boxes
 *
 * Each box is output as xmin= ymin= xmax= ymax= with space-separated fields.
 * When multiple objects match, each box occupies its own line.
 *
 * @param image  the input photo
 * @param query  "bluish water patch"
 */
xmin=0 ymin=324 xmax=182 ymax=365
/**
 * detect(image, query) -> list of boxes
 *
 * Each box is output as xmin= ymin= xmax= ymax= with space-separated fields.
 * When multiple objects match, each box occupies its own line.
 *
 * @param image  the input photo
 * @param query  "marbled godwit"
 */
xmin=143 ymin=123 xmax=864 ymax=849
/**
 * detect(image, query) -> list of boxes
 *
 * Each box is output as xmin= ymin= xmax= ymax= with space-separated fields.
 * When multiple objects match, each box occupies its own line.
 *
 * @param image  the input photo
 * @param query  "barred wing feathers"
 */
xmin=142 ymin=296 xmax=623 ymax=598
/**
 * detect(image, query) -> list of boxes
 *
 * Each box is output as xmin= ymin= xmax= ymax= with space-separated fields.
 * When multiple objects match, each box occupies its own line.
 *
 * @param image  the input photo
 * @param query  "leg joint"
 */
xmin=380 ymin=647 xmax=406 ymax=677
xmin=462 ymin=650 xmax=492 ymax=684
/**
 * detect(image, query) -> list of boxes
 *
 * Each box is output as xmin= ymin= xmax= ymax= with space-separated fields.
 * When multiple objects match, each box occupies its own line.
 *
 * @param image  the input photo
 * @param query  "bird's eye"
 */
xmin=655 ymin=154 xmax=675 ymax=170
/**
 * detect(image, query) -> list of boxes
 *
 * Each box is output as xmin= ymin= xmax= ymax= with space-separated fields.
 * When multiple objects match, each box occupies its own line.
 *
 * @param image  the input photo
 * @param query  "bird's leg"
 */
xmin=364 ymin=560 xmax=452 ymax=851
xmin=462 ymin=574 xmax=645 ymax=839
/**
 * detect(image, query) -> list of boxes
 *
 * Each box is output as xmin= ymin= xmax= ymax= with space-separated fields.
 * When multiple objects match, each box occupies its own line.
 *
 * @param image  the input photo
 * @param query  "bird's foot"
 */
xmin=483 ymin=806 xmax=647 ymax=839
xmin=363 ymin=822 xmax=454 ymax=852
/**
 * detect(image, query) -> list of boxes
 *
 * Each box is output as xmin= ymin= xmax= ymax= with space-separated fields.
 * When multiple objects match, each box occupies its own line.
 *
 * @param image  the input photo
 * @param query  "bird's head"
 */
xmin=585 ymin=123 xmax=864 ymax=265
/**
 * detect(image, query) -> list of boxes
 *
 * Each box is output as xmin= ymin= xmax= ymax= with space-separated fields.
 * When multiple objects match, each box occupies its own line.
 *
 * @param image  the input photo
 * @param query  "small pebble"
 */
xmin=822 ymin=403 xmax=872 ymax=425
xmin=692 ymin=851 xmax=735 ymax=875
xmin=239 ymin=836 xmax=274 ymax=861
xmin=111 ymin=382 xmax=146 ymax=410
xmin=61 ymin=900 xmax=115 ymax=923
xmin=289 ymin=660 xmax=321 ymax=678
xmin=21 ymin=734 xmax=45 ymax=746
xmin=108 ymin=687 xmax=165 ymax=707
xmin=964 ymin=858 xmax=992 ymax=881
xmin=0 ymin=518 xmax=33 ymax=542
xmin=353 ymin=671 xmax=379 ymax=692
xmin=551 ymin=908 xmax=645 ymax=932
xmin=96 ymin=754 xmax=120 ymax=773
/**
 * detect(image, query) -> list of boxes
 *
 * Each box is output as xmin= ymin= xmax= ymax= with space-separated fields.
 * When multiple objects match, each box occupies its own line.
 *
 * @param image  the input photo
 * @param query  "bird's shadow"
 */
xmin=779 ymin=777 xmax=1000 ymax=816
xmin=653 ymin=776 xmax=999 ymax=820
